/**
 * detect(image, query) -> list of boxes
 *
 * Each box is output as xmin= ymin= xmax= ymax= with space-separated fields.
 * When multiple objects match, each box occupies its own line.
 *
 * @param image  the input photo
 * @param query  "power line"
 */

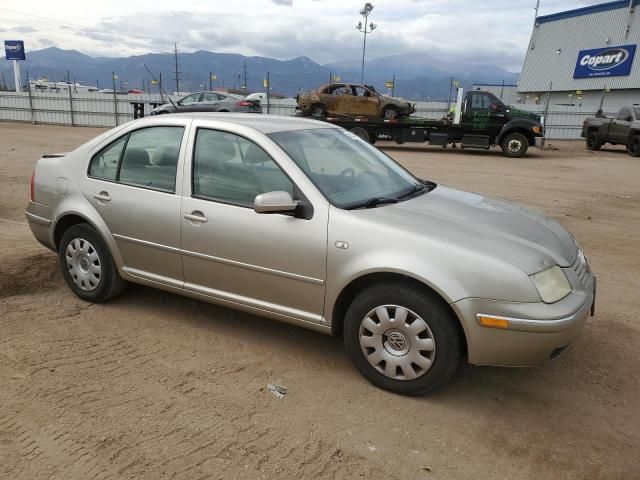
xmin=0 ymin=7 xmax=87 ymax=30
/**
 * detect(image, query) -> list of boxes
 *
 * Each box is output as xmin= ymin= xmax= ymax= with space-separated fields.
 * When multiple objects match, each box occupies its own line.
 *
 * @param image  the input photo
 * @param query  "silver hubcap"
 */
xmin=507 ymin=139 xmax=522 ymax=153
xmin=65 ymin=238 xmax=101 ymax=292
xmin=359 ymin=305 xmax=436 ymax=381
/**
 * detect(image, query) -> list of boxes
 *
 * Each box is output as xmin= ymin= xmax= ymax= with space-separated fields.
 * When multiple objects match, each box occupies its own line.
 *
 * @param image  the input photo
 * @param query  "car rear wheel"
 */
xmin=58 ymin=224 xmax=126 ymax=302
xmin=343 ymin=282 xmax=464 ymax=395
xmin=382 ymin=107 xmax=398 ymax=119
xmin=627 ymin=135 xmax=640 ymax=157
xmin=586 ymin=132 xmax=601 ymax=151
xmin=500 ymin=132 xmax=529 ymax=157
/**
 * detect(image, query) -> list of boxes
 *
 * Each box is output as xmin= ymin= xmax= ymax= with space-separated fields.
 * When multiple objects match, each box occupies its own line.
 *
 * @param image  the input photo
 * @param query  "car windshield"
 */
xmin=268 ymin=128 xmax=428 ymax=209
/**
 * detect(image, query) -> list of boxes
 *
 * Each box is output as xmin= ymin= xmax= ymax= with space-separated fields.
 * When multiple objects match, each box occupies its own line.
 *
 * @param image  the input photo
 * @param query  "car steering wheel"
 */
xmin=339 ymin=167 xmax=355 ymax=179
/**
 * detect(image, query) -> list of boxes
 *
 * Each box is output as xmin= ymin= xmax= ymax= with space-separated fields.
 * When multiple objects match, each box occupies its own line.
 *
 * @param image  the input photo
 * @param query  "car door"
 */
xmin=198 ymin=92 xmax=223 ymax=112
xmin=320 ymin=84 xmax=350 ymax=115
xmin=610 ymin=108 xmax=632 ymax=144
xmin=177 ymin=93 xmax=203 ymax=112
xmin=82 ymin=123 xmax=189 ymax=288
xmin=460 ymin=92 xmax=504 ymax=135
xmin=179 ymin=123 xmax=328 ymax=323
xmin=348 ymin=86 xmax=379 ymax=117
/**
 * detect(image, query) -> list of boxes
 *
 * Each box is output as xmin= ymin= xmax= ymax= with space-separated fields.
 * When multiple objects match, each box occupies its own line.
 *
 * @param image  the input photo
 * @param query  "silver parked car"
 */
xmin=151 ymin=92 xmax=262 ymax=115
xmin=26 ymin=114 xmax=595 ymax=395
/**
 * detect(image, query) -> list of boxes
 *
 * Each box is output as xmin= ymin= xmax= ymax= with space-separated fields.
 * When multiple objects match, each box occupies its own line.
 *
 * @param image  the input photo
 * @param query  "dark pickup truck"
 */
xmin=582 ymin=106 xmax=640 ymax=156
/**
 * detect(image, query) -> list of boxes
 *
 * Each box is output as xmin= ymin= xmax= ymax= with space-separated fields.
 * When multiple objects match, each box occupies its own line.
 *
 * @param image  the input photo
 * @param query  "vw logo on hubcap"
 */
xmin=387 ymin=332 xmax=406 ymax=351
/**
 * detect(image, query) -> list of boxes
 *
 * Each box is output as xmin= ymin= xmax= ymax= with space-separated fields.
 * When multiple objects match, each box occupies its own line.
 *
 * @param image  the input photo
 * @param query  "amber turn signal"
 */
xmin=478 ymin=315 xmax=510 ymax=329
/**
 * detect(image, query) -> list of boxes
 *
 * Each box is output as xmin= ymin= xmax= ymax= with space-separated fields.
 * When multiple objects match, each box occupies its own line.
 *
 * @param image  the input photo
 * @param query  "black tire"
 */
xmin=627 ymin=135 xmax=640 ymax=157
xmin=350 ymin=126 xmax=371 ymax=143
xmin=382 ymin=107 xmax=398 ymax=120
xmin=500 ymin=132 xmax=529 ymax=158
xmin=343 ymin=282 xmax=464 ymax=396
xmin=586 ymin=132 xmax=602 ymax=151
xmin=58 ymin=223 xmax=126 ymax=303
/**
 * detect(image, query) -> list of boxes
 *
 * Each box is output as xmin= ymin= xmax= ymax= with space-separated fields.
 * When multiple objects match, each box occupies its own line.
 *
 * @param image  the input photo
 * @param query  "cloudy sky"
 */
xmin=1 ymin=1 xmax=602 ymax=71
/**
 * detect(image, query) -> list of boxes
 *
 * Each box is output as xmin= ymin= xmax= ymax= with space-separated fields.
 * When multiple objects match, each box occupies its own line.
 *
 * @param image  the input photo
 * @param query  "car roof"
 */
xmin=149 ymin=113 xmax=339 ymax=134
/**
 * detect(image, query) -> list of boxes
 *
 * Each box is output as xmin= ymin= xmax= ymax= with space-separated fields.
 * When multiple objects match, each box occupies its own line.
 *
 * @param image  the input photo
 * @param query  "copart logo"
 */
xmin=580 ymin=48 xmax=629 ymax=71
xmin=6 ymin=44 xmax=22 ymax=52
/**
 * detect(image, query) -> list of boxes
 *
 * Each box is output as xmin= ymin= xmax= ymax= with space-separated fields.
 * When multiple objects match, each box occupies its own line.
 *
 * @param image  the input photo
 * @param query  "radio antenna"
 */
xmin=144 ymin=64 xmax=176 ymax=108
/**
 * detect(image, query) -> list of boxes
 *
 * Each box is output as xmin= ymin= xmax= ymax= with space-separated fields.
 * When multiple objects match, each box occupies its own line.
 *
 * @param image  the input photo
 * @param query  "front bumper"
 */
xmin=535 ymin=136 xmax=544 ymax=147
xmin=452 ymin=277 xmax=595 ymax=366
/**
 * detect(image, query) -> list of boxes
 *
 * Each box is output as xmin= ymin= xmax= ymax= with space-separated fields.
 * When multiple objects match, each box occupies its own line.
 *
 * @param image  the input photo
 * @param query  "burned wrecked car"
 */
xmin=297 ymin=83 xmax=415 ymax=119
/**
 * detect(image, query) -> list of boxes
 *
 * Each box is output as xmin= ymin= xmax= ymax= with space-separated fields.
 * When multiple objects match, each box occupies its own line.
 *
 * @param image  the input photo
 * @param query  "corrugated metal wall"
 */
xmin=519 ymin=3 xmax=640 ymax=92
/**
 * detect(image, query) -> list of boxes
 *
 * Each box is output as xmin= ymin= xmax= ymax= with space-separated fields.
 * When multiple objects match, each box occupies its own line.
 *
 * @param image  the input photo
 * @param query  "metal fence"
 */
xmin=0 ymin=90 xmax=604 ymax=139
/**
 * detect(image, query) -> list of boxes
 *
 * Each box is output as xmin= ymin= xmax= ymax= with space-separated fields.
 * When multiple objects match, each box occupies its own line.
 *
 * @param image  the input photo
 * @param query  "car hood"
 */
xmin=358 ymin=185 xmax=577 ymax=275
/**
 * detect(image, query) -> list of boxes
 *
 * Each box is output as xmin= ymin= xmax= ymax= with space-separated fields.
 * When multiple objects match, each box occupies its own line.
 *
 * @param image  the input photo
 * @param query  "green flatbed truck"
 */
xmin=320 ymin=89 xmax=545 ymax=158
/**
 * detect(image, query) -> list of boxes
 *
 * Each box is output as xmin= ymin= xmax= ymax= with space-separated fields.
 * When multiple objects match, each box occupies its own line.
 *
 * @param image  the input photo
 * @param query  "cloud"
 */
xmin=1 ymin=0 xmax=604 ymax=71
xmin=12 ymin=26 xmax=40 ymax=33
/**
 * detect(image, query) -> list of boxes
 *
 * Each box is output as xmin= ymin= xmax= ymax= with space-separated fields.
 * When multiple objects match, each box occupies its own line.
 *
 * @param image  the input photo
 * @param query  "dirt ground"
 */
xmin=1 ymin=122 xmax=639 ymax=480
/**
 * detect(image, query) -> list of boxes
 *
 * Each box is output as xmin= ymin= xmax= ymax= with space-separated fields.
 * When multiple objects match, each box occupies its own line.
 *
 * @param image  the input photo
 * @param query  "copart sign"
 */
xmin=574 ymin=44 xmax=636 ymax=78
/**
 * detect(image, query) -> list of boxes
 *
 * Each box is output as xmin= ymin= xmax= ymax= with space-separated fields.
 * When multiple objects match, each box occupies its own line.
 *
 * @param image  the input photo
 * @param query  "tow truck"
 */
xmin=315 ymin=88 xmax=544 ymax=158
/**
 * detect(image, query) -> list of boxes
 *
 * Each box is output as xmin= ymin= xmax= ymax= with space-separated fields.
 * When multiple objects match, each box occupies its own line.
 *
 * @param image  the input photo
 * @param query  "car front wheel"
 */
xmin=343 ymin=282 xmax=464 ymax=395
xmin=586 ymin=132 xmax=601 ymax=151
xmin=58 ymin=224 xmax=126 ymax=302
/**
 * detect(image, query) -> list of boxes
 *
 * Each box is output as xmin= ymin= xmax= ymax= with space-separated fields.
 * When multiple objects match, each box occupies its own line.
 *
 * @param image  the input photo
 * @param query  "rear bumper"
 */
xmin=452 ymin=278 xmax=595 ymax=366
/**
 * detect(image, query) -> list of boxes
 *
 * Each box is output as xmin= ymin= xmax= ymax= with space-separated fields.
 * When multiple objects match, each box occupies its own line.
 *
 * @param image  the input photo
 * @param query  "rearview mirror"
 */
xmin=254 ymin=191 xmax=298 ymax=214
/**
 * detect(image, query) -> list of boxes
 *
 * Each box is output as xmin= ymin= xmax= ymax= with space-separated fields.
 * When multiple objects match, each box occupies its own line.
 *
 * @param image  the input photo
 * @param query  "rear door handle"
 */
xmin=93 ymin=191 xmax=111 ymax=202
xmin=184 ymin=211 xmax=208 ymax=223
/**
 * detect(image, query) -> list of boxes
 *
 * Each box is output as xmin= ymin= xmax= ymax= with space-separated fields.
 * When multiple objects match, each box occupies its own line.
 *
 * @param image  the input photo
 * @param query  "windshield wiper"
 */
xmin=396 ymin=183 xmax=428 ymax=200
xmin=344 ymin=196 xmax=399 ymax=210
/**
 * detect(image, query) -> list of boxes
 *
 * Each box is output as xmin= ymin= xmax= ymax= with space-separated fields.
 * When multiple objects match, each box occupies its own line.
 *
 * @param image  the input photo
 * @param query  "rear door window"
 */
xmin=88 ymin=136 xmax=127 ymax=180
xmin=88 ymin=126 xmax=184 ymax=193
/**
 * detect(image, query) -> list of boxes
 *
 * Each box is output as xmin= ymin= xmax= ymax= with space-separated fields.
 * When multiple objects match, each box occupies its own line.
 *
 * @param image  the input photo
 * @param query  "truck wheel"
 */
xmin=382 ymin=107 xmax=398 ymax=120
xmin=586 ymin=132 xmax=601 ymax=151
xmin=350 ymin=126 xmax=371 ymax=143
xmin=500 ymin=132 xmax=529 ymax=158
xmin=627 ymin=135 xmax=640 ymax=157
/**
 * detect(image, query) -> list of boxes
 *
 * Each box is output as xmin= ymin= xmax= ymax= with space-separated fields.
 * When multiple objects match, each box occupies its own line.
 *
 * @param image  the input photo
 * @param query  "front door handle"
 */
xmin=184 ymin=211 xmax=208 ymax=223
xmin=93 ymin=191 xmax=111 ymax=202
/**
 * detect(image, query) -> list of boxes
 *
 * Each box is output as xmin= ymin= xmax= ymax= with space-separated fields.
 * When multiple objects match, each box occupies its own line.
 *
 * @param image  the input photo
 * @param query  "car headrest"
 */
xmin=196 ymin=136 xmax=236 ymax=168
xmin=122 ymin=147 xmax=150 ymax=168
xmin=156 ymin=146 xmax=179 ymax=166
xmin=244 ymin=143 xmax=271 ymax=164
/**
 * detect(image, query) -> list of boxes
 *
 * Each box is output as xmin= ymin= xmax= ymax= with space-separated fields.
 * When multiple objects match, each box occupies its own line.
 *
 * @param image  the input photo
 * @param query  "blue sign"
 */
xmin=574 ymin=44 xmax=636 ymax=79
xmin=4 ymin=40 xmax=26 ymax=61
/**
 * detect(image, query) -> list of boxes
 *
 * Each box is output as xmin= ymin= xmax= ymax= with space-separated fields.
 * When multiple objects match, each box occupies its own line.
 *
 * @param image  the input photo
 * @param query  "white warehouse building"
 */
xmin=519 ymin=0 xmax=640 ymax=112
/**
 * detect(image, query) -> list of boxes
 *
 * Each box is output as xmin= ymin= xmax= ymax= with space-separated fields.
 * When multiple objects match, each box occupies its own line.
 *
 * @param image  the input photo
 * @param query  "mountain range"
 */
xmin=0 ymin=47 xmax=520 ymax=100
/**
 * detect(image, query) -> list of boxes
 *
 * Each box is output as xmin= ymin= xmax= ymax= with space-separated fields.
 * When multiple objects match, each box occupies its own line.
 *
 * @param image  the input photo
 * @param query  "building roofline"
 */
xmin=472 ymin=83 xmax=518 ymax=87
xmin=537 ymin=0 xmax=640 ymax=24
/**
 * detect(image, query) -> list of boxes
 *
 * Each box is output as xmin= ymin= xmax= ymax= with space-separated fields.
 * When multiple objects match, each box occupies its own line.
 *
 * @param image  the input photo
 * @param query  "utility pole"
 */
xmin=447 ymin=76 xmax=454 ymax=111
xmin=266 ymin=72 xmax=271 ymax=114
xmin=209 ymin=71 xmax=213 ymax=91
xmin=112 ymin=72 xmax=118 ymax=126
xmin=159 ymin=72 xmax=164 ymax=102
xmin=391 ymin=74 xmax=396 ymax=97
xmin=356 ymin=3 xmax=377 ymax=84
xmin=329 ymin=71 xmax=332 ymax=84
xmin=174 ymin=43 xmax=181 ymax=95
xmin=243 ymin=61 xmax=248 ymax=91
xmin=500 ymin=79 xmax=505 ymax=100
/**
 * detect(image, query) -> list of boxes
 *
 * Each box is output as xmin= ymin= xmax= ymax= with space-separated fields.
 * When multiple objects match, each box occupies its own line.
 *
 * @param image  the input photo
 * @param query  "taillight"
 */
xmin=236 ymin=101 xmax=252 ymax=107
xmin=30 ymin=171 xmax=35 ymax=202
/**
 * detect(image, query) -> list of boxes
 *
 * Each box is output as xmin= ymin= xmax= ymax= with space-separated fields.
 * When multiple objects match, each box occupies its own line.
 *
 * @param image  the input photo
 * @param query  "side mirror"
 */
xmin=490 ymin=103 xmax=502 ymax=112
xmin=254 ymin=191 xmax=298 ymax=214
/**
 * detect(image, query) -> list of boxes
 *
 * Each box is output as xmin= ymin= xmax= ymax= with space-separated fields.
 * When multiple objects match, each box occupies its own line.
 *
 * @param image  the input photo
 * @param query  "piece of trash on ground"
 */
xmin=267 ymin=383 xmax=287 ymax=398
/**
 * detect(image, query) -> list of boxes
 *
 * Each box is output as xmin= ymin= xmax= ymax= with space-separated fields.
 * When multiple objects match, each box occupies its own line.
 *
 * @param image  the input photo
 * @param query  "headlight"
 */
xmin=531 ymin=265 xmax=571 ymax=303
xmin=532 ymin=125 xmax=542 ymax=134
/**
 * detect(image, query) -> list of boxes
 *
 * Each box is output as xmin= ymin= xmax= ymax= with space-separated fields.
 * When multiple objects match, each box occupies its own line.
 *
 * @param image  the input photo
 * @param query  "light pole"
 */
xmin=356 ymin=3 xmax=376 ymax=84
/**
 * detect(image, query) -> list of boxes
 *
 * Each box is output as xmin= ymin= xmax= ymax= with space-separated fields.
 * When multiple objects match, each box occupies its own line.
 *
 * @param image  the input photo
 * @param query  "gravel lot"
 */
xmin=1 ymin=122 xmax=639 ymax=480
